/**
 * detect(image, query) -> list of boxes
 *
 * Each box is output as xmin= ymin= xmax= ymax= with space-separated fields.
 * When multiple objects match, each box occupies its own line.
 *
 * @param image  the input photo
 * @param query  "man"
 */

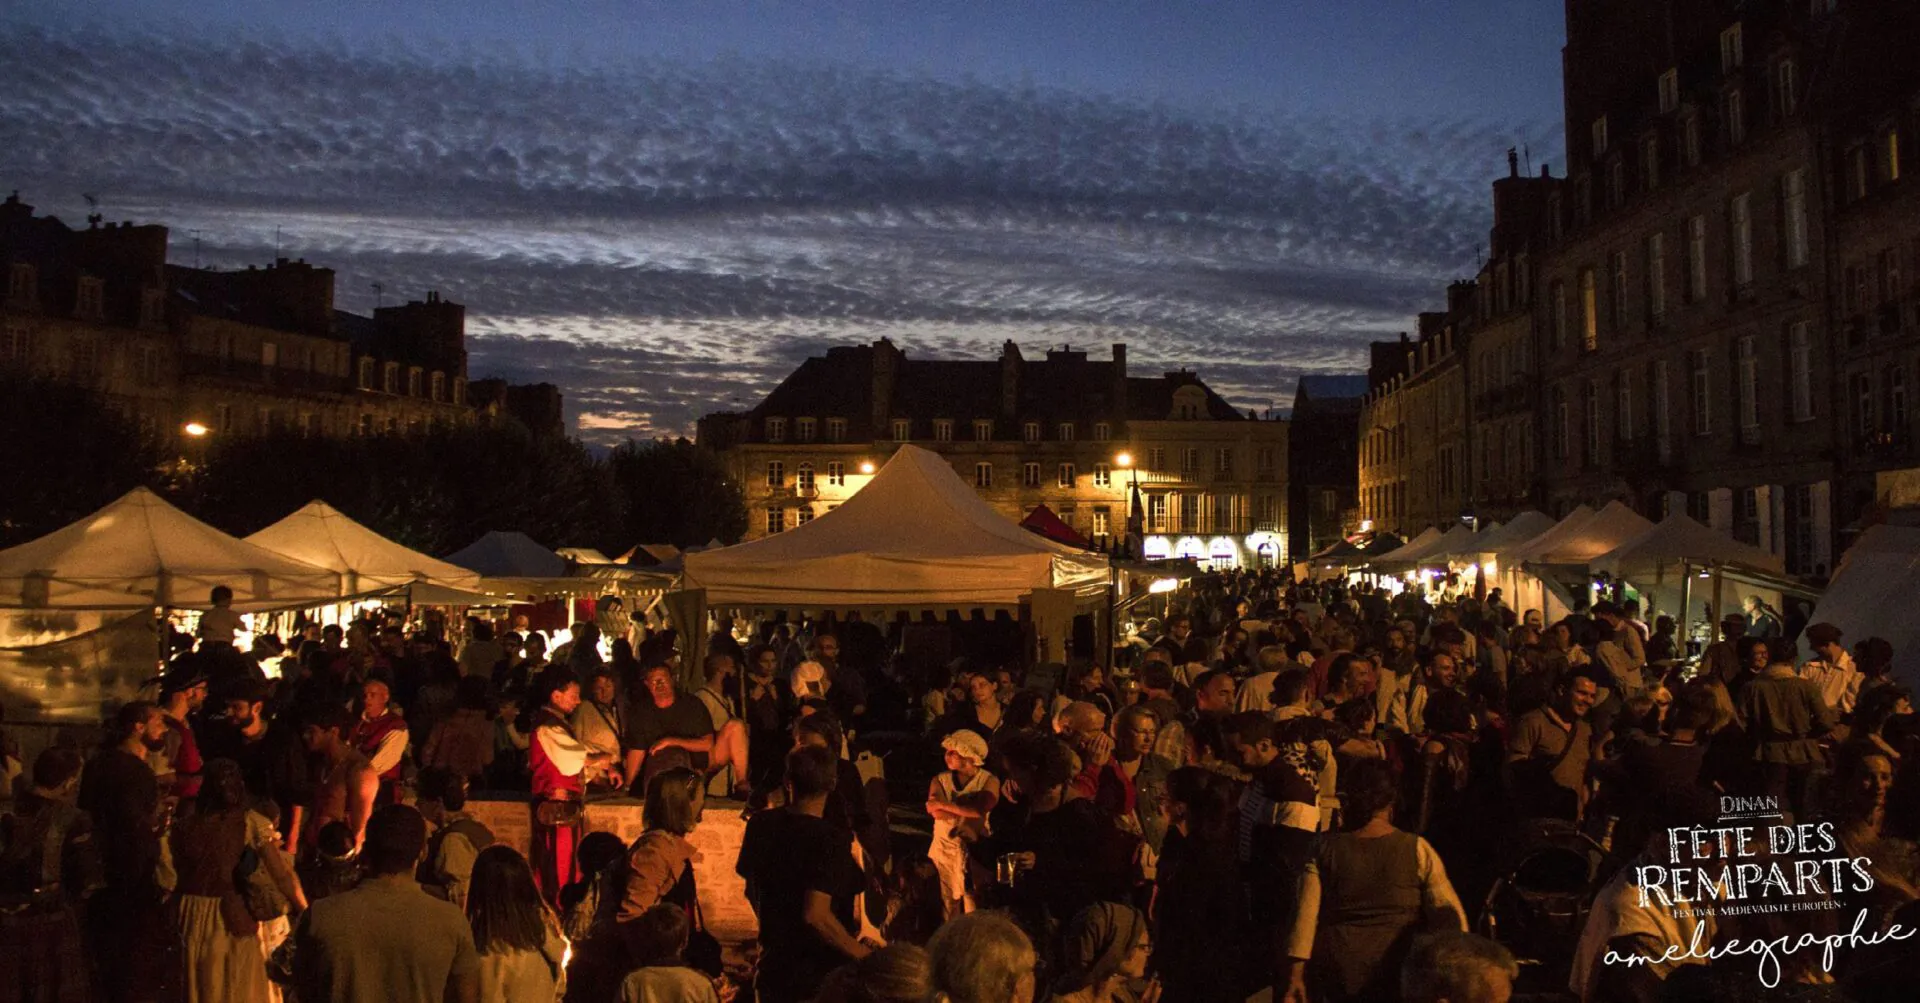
xmin=809 ymin=633 xmax=866 ymax=722
xmin=1135 ymin=659 xmax=1189 ymax=767
xmin=200 ymin=677 xmax=312 ymax=845
xmin=693 ymin=652 xmax=739 ymax=733
xmin=0 ymin=747 xmax=102 ymax=1003
xmin=155 ymin=660 xmax=209 ymax=798
xmin=302 ymin=704 xmax=381 ymax=857
xmin=737 ymin=744 xmax=870 ymax=1003
xmin=529 ymin=668 xmax=613 ymax=905
xmin=1153 ymin=614 xmax=1211 ymax=667
xmin=1702 ymin=611 xmax=1750 ymax=685
xmin=1591 ymin=601 xmax=1646 ymax=677
xmin=1188 ymin=668 xmax=1238 ymax=766
xmin=1235 ymin=645 xmax=1290 ymax=714
xmin=1743 ymin=637 xmax=1835 ymax=815
xmin=78 ymin=701 xmax=168 ymax=1003
xmin=350 ymin=678 xmax=410 ymax=805
xmin=1401 ymin=931 xmax=1518 ymax=1003
xmin=414 ymin=767 xmax=493 ymax=908
xmin=570 ymin=671 xmax=627 ymax=787
xmin=1225 ymin=711 xmax=1320 ymax=984
xmin=293 ymin=804 xmax=482 ymax=1003
xmin=1743 ymin=595 xmax=1784 ymax=641
xmin=1504 ymin=672 xmax=1599 ymax=821
xmin=624 ymin=661 xmax=751 ymax=796
xmin=456 ymin=621 xmax=504 ymax=679
xmin=1798 ymin=622 xmax=1861 ymax=717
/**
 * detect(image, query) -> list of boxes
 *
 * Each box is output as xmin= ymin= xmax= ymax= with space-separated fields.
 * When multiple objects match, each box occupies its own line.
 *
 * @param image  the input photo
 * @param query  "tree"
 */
xmin=606 ymin=437 xmax=748 ymax=548
xmin=0 ymin=376 xmax=160 ymax=548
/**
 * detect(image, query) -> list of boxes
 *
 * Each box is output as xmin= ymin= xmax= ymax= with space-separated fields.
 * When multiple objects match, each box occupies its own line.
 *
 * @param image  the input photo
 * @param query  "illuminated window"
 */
xmin=1057 ymin=463 xmax=1075 ymax=488
xmin=1022 ymin=462 xmax=1040 ymax=488
xmin=827 ymin=461 xmax=845 ymax=486
xmin=1094 ymin=463 xmax=1111 ymax=487
xmin=796 ymin=462 xmax=815 ymax=492
xmin=766 ymin=461 xmax=784 ymax=488
xmin=766 ymin=508 xmax=784 ymax=535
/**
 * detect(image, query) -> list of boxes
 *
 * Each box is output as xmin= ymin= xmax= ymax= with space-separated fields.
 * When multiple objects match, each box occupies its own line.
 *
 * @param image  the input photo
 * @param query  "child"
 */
xmin=619 ymin=904 xmax=726 ymax=1003
xmin=296 ymin=820 xmax=362 ymax=904
xmin=924 ymin=730 xmax=998 ymax=919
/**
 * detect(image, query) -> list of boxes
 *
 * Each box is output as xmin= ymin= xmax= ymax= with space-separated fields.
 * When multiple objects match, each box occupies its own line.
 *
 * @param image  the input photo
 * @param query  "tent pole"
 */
xmin=1710 ymin=565 xmax=1725 ymax=645
xmin=1678 ymin=561 xmax=1692 ymax=661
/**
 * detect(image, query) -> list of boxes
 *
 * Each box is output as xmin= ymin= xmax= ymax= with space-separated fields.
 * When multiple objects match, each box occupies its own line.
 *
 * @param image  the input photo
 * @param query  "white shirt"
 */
xmin=362 ymin=717 xmax=410 ymax=777
xmin=1799 ymin=650 xmax=1861 ymax=715
xmin=1569 ymin=861 xmax=1715 ymax=1001
xmin=535 ymin=718 xmax=591 ymax=777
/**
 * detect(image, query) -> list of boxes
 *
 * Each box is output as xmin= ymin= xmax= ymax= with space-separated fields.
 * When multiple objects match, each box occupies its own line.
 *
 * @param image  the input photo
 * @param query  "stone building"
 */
xmin=1358 ymin=311 xmax=1469 ymax=537
xmin=699 ymin=339 xmax=1290 ymax=567
xmin=1285 ymin=374 xmax=1367 ymax=560
xmin=0 ymin=193 xmax=536 ymax=447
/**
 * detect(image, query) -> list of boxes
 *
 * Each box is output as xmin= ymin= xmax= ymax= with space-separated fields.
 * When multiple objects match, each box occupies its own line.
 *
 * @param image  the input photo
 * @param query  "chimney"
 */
xmin=1507 ymin=147 xmax=1519 ymax=178
xmin=870 ymin=338 xmax=901 ymax=434
xmin=1110 ymin=343 xmax=1128 ymax=421
xmin=999 ymin=340 xmax=1023 ymax=420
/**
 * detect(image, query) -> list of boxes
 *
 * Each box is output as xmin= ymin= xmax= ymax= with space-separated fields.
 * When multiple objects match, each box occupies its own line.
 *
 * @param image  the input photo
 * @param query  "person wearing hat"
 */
xmin=1799 ymin=622 xmax=1862 ymax=716
xmin=1048 ymin=902 xmax=1152 ymax=1003
xmin=157 ymin=657 xmax=210 ymax=799
xmin=925 ymin=730 xmax=998 ymax=919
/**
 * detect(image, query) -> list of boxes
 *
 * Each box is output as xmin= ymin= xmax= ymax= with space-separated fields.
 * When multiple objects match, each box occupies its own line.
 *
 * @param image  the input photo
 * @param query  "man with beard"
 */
xmin=201 ymin=678 xmax=314 ymax=849
xmin=78 ymin=701 xmax=169 ymax=1003
xmin=302 ymin=705 xmax=380 ymax=858
xmin=156 ymin=660 xmax=210 ymax=799
xmin=625 ymin=661 xmax=751 ymax=796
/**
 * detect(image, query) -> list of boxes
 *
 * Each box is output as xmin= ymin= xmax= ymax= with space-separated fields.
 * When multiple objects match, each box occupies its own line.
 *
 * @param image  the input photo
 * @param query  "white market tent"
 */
xmin=247 ymin=501 xmax=484 ymax=598
xmin=682 ymin=444 xmax=1109 ymax=609
xmin=0 ymin=487 xmax=341 ymax=612
xmin=1812 ymin=525 xmax=1920 ymax=688
xmin=1461 ymin=511 xmax=1557 ymax=562
xmin=1405 ymin=523 xmax=1485 ymax=567
xmin=1522 ymin=501 xmax=1654 ymax=566
xmin=446 ymin=531 xmax=570 ymax=579
xmin=1591 ymin=512 xmax=1785 ymax=580
xmin=1492 ymin=505 xmax=1596 ymax=565
xmin=1368 ymin=526 xmax=1444 ymax=566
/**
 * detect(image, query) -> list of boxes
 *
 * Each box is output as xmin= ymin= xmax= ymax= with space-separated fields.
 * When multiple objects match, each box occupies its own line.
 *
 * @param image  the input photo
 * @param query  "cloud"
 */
xmin=0 ymin=26 xmax=1561 ymax=443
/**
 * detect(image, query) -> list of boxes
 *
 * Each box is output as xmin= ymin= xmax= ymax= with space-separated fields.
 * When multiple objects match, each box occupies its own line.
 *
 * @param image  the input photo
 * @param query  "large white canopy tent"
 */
xmin=247 ymin=500 xmax=484 ymax=598
xmin=0 ymin=487 xmax=343 ymax=722
xmin=1812 ymin=525 xmax=1920 ymax=688
xmin=1520 ymin=501 xmax=1654 ymax=566
xmin=1368 ymin=526 xmax=1444 ymax=567
xmin=683 ymin=444 xmax=1108 ymax=609
xmin=1592 ymin=511 xmax=1792 ymax=638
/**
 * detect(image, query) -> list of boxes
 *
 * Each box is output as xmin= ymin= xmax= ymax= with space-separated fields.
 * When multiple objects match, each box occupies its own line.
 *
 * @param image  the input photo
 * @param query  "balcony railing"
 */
xmin=1857 ymin=429 xmax=1914 ymax=460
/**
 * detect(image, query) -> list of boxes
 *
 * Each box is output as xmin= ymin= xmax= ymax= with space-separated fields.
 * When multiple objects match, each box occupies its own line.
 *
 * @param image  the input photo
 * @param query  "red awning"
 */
xmin=1020 ymin=503 xmax=1091 ymax=549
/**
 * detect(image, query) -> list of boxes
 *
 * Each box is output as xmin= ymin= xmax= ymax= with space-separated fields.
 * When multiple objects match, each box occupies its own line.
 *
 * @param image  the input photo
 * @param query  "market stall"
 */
xmin=1811 ymin=524 xmax=1920 ymax=688
xmin=1593 ymin=512 xmax=1804 ymax=649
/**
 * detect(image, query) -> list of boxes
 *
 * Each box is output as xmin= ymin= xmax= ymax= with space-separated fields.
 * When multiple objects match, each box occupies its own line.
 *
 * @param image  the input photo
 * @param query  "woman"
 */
xmin=942 ymin=673 xmax=1006 ymax=744
xmin=1153 ymin=768 xmax=1248 ymax=1003
xmin=467 ymin=845 xmax=569 ymax=1003
xmin=926 ymin=910 xmax=1037 ymax=1003
xmin=169 ymin=759 xmax=307 ymax=1003
xmin=926 ymin=730 xmax=999 ymax=918
xmin=814 ymin=943 xmax=932 ymax=1003
xmin=1051 ymin=664 xmax=1118 ymax=721
xmin=1047 ymin=902 xmax=1153 ymax=1003
xmin=1004 ymin=690 xmax=1051 ymax=737
xmin=1280 ymin=758 xmax=1466 ymax=1003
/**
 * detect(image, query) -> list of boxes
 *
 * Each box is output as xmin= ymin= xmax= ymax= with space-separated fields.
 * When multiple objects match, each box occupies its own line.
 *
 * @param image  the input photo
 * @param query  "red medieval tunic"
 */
xmin=350 ymin=710 xmax=409 ymax=806
xmin=530 ymin=706 xmax=589 ymax=906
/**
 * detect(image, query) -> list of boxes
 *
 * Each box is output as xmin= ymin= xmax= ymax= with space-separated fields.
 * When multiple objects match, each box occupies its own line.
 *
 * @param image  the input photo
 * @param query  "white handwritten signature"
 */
xmin=1602 ymin=907 xmax=1915 ymax=988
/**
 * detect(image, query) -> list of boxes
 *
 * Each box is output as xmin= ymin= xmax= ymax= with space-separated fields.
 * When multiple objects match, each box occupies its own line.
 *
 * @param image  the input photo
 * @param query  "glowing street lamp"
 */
xmin=858 ymin=460 xmax=876 ymax=475
xmin=182 ymin=422 xmax=210 ymax=438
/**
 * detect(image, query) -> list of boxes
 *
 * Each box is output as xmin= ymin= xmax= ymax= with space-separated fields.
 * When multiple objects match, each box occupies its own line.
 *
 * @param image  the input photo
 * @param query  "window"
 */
xmin=1881 ymin=247 xmax=1903 ymax=304
xmin=1515 ymin=252 xmax=1531 ymax=305
xmin=453 ymin=377 xmax=466 ymax=405
xmin=1789 ymin=322 xmax=1814 ymax=422
xmin=1686 ymin=215 xmax=1708 ymax=302
xmin=358 ymin=413 xmax=373 ymax=436
xmin=1720 ymin=23 xmax=1743 ymax=72
xmin=1737 ymin=336 xmax=1760 ymax=435
xmin=1091 ymin=508 xmax=1110 ymax=538
xmin=1057 ymin=463 xmax=1076 ymax=488
xmin=1783 ymin=170 xmax=1809 ymax=269
xmin=1579 ymin=267 xmax=1598 ymax=351
xmin=1180 ymin=493 xmax=1201 ymax=532
xmin=1584 ymin=381 xmax=1602 ymax=464
xmin=1607 ymin=159 xmax=1625 ymax=208
xmin=796 ymin=506 xmax=814 ymax=526
xmin=1618 ymin=371 xmax=1635 ymax=440
xmin=1847 ymin=145 xmax=1870 ymax=202
xmin=425 ymin=371 xmax=442 ymax=402
xmin=1725 ymin=89 xmax=1746 ymax=147
xmin=1215 ymin=448 xmax=1233 ymax=476
xmin=975 ymin=463 xmax=993 ymax=488
xmin=67 ymin=338 xmax=97 ymax=382
xmin=6 ymin=263 xmax=33 ymax=303
xmin=1591 ymin=116 xmax=1609 ymax=159
xmin=826 ymin=417 xmax=846 ymax=442
xmin=1642 ymin=138 xmax=1660 ymax=191
xmin=1692 ymin=349 xmax=1713 ymax=436
xmin=796 ymin=462 xmax=815 ymax=492
xmin=217 ymin=403 xmax=234 ymax=433
xmin=766 ymin=508 xmax=785 ymax=535
xmin=1658 ymin=68 xmax=1679 ymax=113
xmin=1855 ymin=372 xmax=1877 ymax=436
xmin=1889 ymin=366 xmax=1910 ymax=436
xmin=358 ymin=357 xmax=374 ymax=388
xmin=1776 ymin=60 xmax=1798 ymax=118
xmin=1683 ymin=116 xmax=1702 ymax=168
xmin=1092 ymin=422 xmax=1110 ymax=442
xmin=1887 ymin=128 xmax=1904 ymax=183
xmin=1057 ymin=423 xmax=1075 ymax=442
xmin=1728 ymin=192 xmax=1754 ymax=288
xmin=1609 ymin=251 xmax=1629 ymax=330
xmin=1022 ymin=462 xmax=1041 ymax=488
xmin=764 ymin=417 xmax=786 ymax=442
xmin=766 ymin=461 xmax=784 ymax=488
xmin=260 ymin=341 xmax=278 ymax=368
xmin=892 ymin=418 xmax=911 ymax=440
xmin=1094 ymin=463 xmax=1111 ymax=487
xmin=382 ymin=362 xmax=399 ymax=393
xmin=1023 ymin=421 xmax=1040 ymax=443
xmin=1147 ymin=447 xmax=1165 ymax=470
xmin=827 ymin=461 xmax=845 ymax=486
xmin=1148 ymin=494 xmax=1167 ymax=532
xmin=407 ymin=368 xmax=422 ymax=397
xmin=1180 ymin=447 xmax=1200 ymax=480
xmin=255 ymin=408 xmax=274 ymax=435
xmin=1647 ymin=234 xmax=1667 ymax=318
xmin=1257 ymin=446 xmax=1276 ymax=472
xmin=75 ymin=277 xmax=103 ymax=320
xmin=796 ymin=417 xmax=817 ymax=442
xmin=973 ymin=419 xmax=993 ymax=442
xmin=933 ymin=419 xmax=953 ymax=442
xmin=1550 ymin=280 xmax=1567 ymax=349
xmin=1554 ymin=389 xmax=1571 ymax=460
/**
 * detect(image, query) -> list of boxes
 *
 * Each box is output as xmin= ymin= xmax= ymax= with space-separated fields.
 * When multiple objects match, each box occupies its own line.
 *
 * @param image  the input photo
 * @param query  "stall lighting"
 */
xmin=1147 ymin=578 xmax=1180 ymax=594
xmin=182 ymin=422 xmax=210 ymax=437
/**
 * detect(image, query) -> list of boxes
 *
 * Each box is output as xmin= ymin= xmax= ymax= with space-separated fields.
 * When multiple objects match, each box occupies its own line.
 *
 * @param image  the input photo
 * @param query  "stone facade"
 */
xmin=699 ymin=339 xmax=1290 ymax=568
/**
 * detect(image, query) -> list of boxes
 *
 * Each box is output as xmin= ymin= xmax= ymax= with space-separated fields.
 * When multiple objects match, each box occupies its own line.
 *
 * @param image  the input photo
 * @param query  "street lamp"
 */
xmin=1115 ymin=450 xmax=1143 ymax=558
xmin=182 ymin=422 xmax=210 ymax=438
xmin=858 ymin=460 xmax=876 ymax=475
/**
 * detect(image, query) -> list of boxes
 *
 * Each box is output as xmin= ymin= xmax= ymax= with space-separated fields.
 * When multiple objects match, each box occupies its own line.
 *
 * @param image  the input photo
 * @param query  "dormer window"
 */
xmin=765 ymin=417 xmax=787 ymax=442
xmin=795 ymin=417 xmax=817 ymax=442
xmin=75 ymin=277 xmax=104 ymax=320
xmin=407 ymin=367 xmax=423 ymax=398
xmin=1092 ymin=421 xmax=1110 ymax=442
xmin=382 ymin=362 xmax=399 ymax=393
xmin=1591 ymin=116 xmax=1609 ymax=159
xmin=825 ymin=417 xmax=846 ymax=442
xmin=430 ymin=372 xmax=446 ymax=402
xmin=358 ymin=357 xmax=374 ymax=389
xmin=892 ymin=418 xmax=911 ymax=440
xmin=453 ymin=377 xmax=466 ymax=405
xmin=1057 ymin=422 xmax=1075 ymax=442
xmin=1023 ymin=421 xmax=1040 ymax=443
xmin=973 ymin=419 xmax=993 ymax=442
xmin=933 ymin=418 xmax=954 ymax=442
xmin=1720 ymin=24 xmax=1743 ymax=73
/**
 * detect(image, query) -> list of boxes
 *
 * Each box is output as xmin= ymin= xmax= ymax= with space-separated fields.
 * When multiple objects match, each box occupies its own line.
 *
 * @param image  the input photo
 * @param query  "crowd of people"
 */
xmin=6 ymin=569 xmax=1920 ymax=1003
